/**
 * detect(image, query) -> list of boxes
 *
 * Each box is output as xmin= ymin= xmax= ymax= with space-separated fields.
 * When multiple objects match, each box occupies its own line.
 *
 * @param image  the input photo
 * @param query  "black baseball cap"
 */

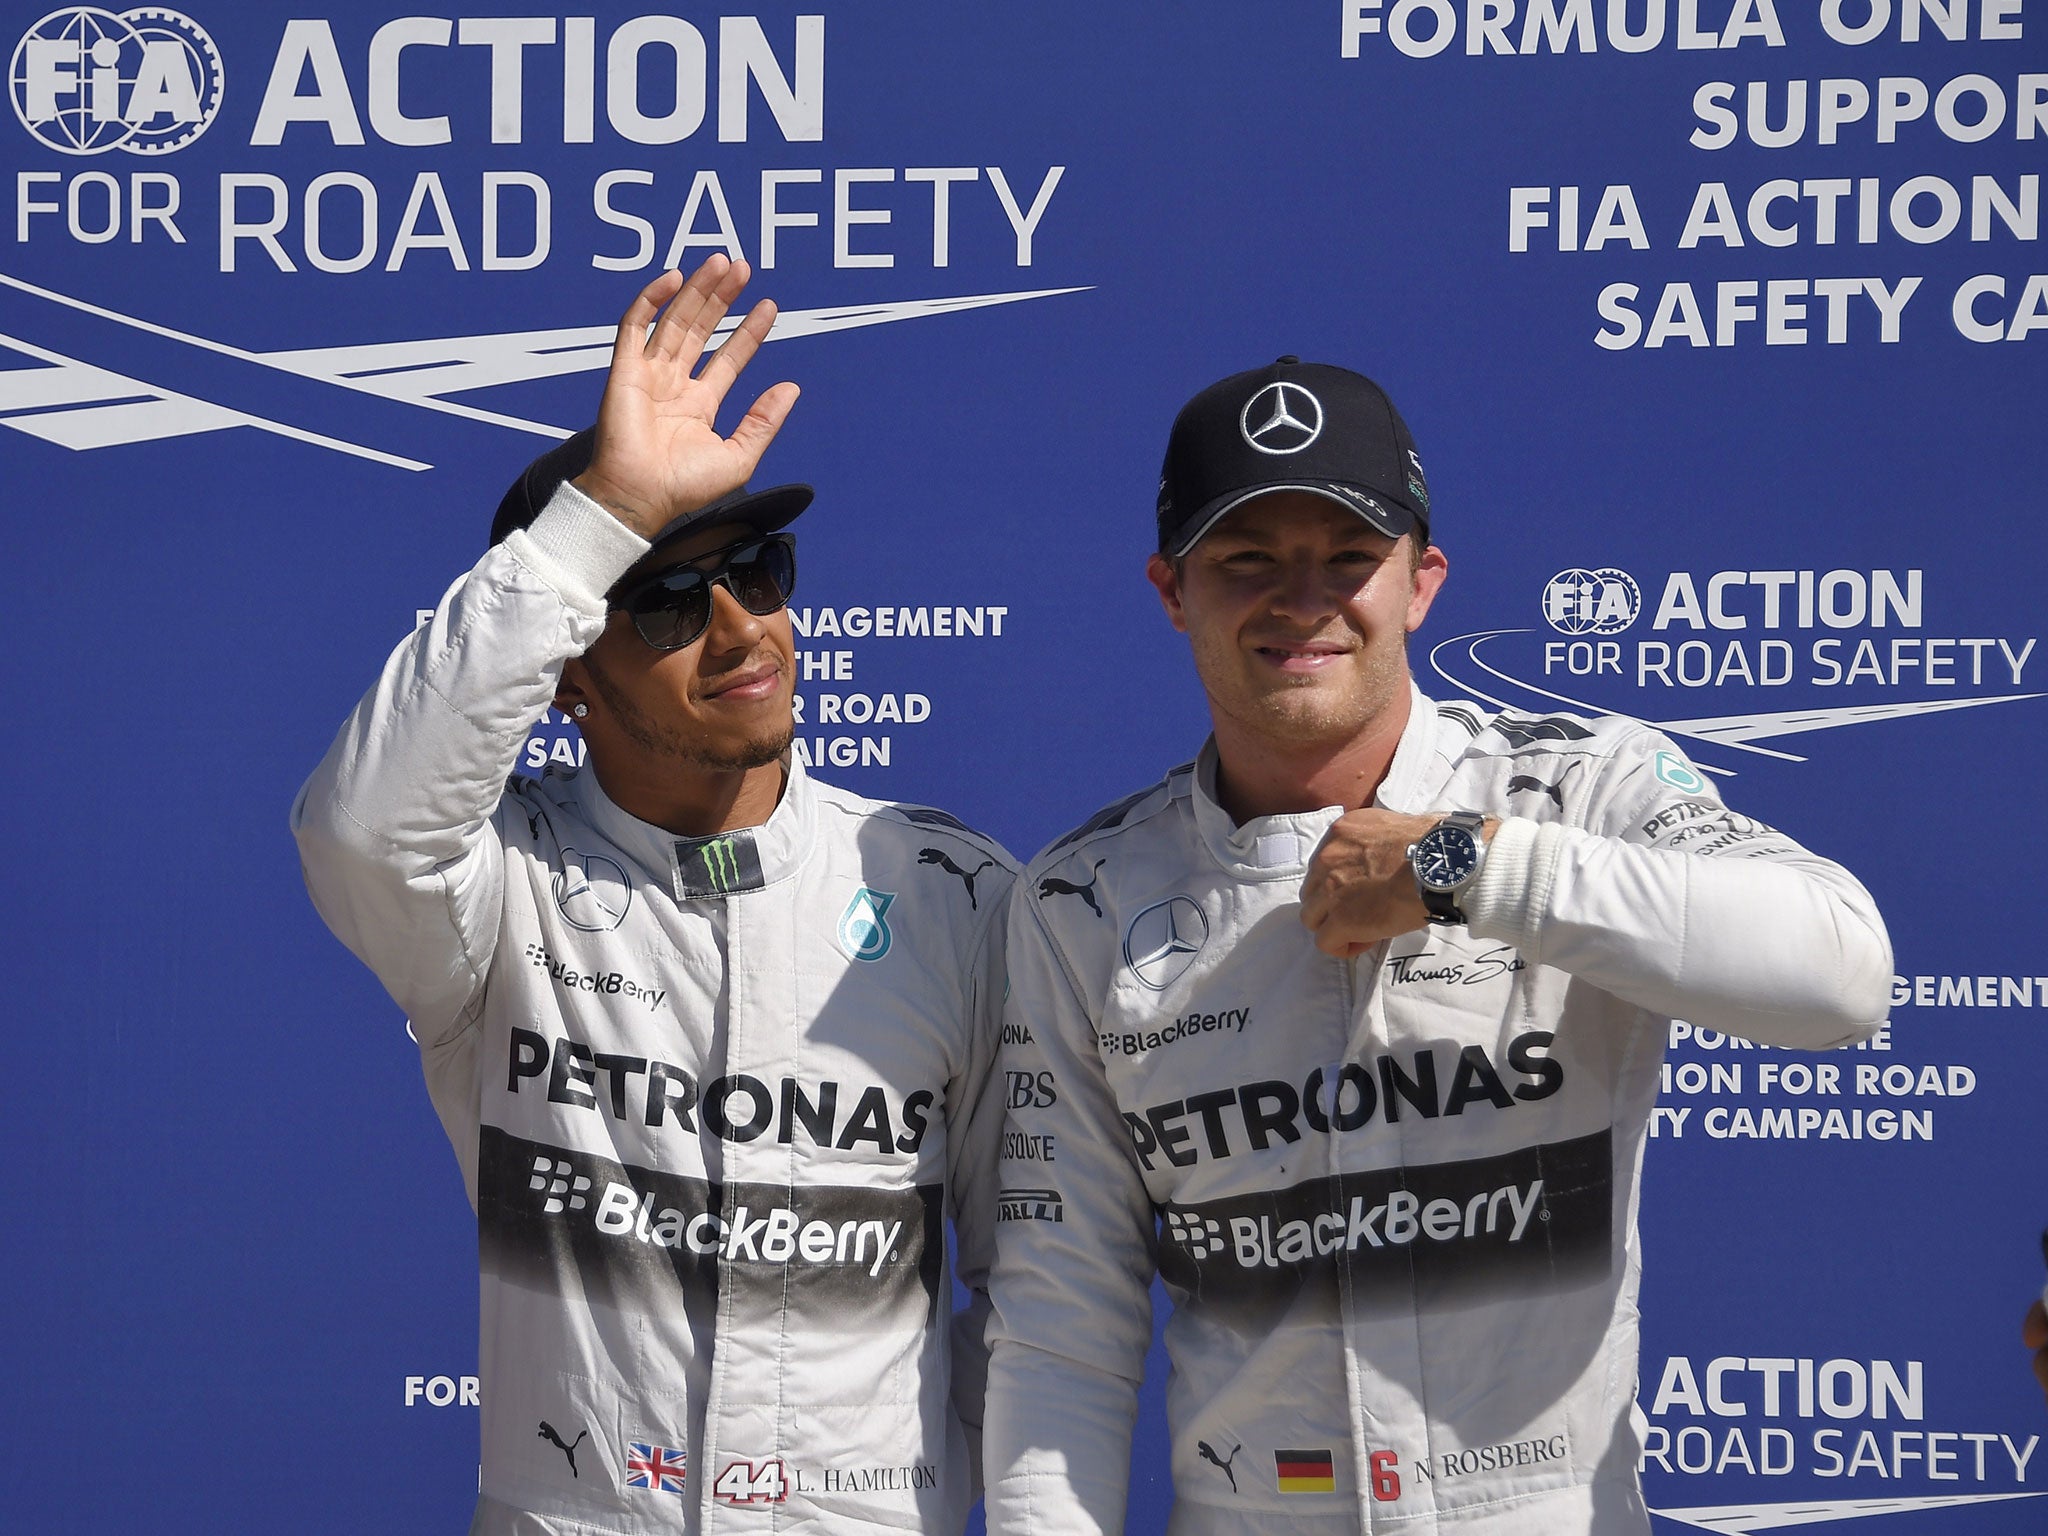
xmin=489 ymin=426 xmax=813 ymax=591
xmin=1155 ymin=358 xmax=1432 ymax=555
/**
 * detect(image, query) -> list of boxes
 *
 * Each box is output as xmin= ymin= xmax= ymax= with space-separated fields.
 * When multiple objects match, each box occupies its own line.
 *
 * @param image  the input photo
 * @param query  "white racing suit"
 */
xmin=983 ymin=687 xmax=1891 ymax=1535
xmin=293 ymin=484 xmax=1014 ymax=1535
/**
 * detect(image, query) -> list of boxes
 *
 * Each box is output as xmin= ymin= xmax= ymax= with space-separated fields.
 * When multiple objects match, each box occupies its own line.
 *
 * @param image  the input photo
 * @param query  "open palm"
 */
xmin=575 ymin=256 xmax=800 ymax=540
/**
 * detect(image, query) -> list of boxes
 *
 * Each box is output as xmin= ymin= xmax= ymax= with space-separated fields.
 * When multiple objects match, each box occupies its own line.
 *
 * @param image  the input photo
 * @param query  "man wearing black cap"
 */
xmin=982 ymin=359 xmax=1891 ymax=1534
xmin=294 ymin=257 xmax=1013 ymax=1535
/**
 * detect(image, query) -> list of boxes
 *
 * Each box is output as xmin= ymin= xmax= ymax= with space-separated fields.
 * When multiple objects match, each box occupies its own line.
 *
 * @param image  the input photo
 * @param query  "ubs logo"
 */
xmin=1123 ymin=896 xmax=1209 ymax=991
xmin=11 ymin=7 xmax=224 ymax=156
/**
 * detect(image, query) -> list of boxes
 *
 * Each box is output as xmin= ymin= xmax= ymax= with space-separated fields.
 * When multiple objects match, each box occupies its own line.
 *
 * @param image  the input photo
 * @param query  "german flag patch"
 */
xmin=1274 ymin=1448 xmax=1336 ymax=1494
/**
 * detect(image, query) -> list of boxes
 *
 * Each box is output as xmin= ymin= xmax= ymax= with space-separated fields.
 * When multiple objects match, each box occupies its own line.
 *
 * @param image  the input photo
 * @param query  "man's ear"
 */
xmin=1405 ymin=544 xmax=1449 ymax=634
xmin=555 ymin=655 xmax=593 ymax=719
xmin=1146 ymin=552 xmax=1189 ymax=634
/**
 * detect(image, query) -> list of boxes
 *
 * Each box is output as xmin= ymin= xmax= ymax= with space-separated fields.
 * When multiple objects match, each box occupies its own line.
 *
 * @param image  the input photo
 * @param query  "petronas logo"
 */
xmin=699 ymin=836 xmax=743 ymax=892
xmin=837 ymin=887 xmax=896 ymax=963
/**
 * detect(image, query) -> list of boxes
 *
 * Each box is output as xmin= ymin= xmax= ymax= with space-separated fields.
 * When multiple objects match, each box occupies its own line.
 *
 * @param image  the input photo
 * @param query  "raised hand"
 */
xmin=573 ymin=256 xmax=800 ymax=540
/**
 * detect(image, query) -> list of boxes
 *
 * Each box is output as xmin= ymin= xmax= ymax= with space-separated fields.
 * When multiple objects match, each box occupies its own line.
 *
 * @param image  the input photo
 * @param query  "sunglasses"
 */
xmin=614 ymin=534 xmax=798 ymax=650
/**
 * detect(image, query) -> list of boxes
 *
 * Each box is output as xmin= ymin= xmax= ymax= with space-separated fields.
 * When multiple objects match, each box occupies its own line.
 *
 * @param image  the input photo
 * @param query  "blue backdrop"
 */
xmin=3 ymin=2 xmax=2043 ymax=1531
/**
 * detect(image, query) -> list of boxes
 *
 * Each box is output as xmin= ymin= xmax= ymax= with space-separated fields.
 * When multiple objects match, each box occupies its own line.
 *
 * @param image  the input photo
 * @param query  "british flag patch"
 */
xmin=626 ymin=1441 xmax=688 ymax=1495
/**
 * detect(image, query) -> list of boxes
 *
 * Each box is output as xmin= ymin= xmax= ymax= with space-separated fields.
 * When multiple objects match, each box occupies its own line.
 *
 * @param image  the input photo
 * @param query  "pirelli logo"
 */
xmin=997 ymin=1187 xmax=1064 ymax=1223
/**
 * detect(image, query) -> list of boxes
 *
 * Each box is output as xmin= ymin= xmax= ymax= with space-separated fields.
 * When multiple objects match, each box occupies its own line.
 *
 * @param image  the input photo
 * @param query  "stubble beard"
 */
xmin=582 ymin=655 xmax=793 ymax=772
xmin=1195 ymin=627 xmax=1412 ymax=750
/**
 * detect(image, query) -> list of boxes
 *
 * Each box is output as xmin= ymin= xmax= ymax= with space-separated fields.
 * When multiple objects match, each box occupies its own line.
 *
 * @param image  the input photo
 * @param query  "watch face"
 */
xmin=1415 ymin=827 xmax=1480 ymax=890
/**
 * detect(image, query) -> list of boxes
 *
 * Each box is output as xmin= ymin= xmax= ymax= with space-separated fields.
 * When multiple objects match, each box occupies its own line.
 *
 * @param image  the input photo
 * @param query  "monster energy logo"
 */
xmin=700 ymin=837 xmax=742 ymax=891
xmin=673 ymin=830 xmax=765 ymax=898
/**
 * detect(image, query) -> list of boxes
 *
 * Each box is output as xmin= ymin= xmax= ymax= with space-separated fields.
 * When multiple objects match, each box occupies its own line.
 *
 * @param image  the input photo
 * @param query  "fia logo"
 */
xmin=10 ymin=7 xmax=225 ymax=156
xmin=837 ymin=887 xmax=895 ymax=962
xmin=1542 ymin=568 xmax=1641 ymax=636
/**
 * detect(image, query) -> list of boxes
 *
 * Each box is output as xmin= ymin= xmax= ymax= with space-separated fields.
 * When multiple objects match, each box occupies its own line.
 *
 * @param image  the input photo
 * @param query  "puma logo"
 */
xmin=539 ymin=1421 xmax=588 ymax=1478
xmin=1198 ymin=1440 xmax=1242 ymax=1492
xmin=918 ymin=847 xmax=997 ymax=909
xmin=1037 ymin=860 xmax=1106 ymax=919
xmin=1507 ymin=760 xmax=1581 ymax=811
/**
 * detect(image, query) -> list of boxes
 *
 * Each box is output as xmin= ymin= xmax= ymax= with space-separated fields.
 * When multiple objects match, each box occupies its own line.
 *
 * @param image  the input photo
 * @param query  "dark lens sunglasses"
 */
xmin=615 ymin=534 xmax=797 ymax=650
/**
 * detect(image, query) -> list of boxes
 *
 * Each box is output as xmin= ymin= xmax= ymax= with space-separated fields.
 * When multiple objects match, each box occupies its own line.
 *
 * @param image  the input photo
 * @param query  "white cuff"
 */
xmin=502 ymin=480 xmax=651 ymax=615
xmin=1460 ymin=817 xmax=1561 ymax=960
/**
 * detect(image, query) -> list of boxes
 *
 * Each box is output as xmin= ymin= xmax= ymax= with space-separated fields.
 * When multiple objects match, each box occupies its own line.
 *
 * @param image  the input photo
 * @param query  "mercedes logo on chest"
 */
xmin=553 ymin=848 xmax=632 ymax=932
xmin=1240 ymin=382 xmax=1324 ymax=455
xmin=1123 ymin=896 xmax=1210 ymax=991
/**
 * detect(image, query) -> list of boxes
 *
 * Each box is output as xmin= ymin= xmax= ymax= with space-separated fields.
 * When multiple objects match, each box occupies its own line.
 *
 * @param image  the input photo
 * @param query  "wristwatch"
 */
xmin=1406 ymin=810 xmax=1489 ymax=925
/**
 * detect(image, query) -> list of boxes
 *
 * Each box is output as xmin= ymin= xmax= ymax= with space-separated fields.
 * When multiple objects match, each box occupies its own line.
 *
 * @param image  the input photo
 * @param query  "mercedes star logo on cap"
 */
xmin=1239 ymin=381 xmax=1324 ymax=455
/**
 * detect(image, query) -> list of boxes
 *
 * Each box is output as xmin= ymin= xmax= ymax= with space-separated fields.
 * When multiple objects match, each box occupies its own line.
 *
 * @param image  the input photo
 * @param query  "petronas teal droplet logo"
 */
xmin=1653 ymin=750 xmax=1707 ymax=795
xmin=838 ymin=887 xmax=895 ymax=962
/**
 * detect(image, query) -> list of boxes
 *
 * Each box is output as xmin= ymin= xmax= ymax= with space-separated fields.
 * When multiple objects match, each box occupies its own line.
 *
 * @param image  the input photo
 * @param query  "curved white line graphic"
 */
xmin=1427 ymin=629 xmax=1784 ymax=772
xmin=1652 ymin=1490 xmax=2047 ymax=1532
xmin=1430 ymin=628 xmax=2041 ymax=772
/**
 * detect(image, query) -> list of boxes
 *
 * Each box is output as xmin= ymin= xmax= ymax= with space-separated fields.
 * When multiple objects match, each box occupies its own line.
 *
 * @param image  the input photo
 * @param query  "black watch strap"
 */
xmin=1417 ymin=810 xmax=1486 ymax=925
xmin=1420 ymin=886 xmax=1464 ymax=925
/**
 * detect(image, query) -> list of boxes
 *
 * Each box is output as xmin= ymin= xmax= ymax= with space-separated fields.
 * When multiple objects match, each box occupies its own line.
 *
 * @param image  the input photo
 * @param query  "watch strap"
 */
xmin=1416 ymin=810 xmax=1486 ymax=925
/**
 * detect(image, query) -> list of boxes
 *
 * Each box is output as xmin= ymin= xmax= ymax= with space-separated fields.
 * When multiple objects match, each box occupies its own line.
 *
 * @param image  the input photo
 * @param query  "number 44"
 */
xmin=714 ymin=1458 xmax=788 ymax=1505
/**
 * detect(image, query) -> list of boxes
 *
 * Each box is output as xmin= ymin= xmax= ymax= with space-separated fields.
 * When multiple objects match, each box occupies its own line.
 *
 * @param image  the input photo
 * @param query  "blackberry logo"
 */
xmin=1163 ymin=1208 xmax=1224 ymax=1256
xmin=11 ymin=7 xmax=225 ymax=156
xmin=530 ymin=1155 xmax=592 ymax=1215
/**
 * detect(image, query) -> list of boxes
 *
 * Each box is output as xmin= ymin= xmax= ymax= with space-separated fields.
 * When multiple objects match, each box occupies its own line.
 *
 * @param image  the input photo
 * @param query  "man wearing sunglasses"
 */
xmin=980 ymin=359 xmax=1892 ymax=1535
xmin=294 ymin=256 xmax=1013 ymax=1535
